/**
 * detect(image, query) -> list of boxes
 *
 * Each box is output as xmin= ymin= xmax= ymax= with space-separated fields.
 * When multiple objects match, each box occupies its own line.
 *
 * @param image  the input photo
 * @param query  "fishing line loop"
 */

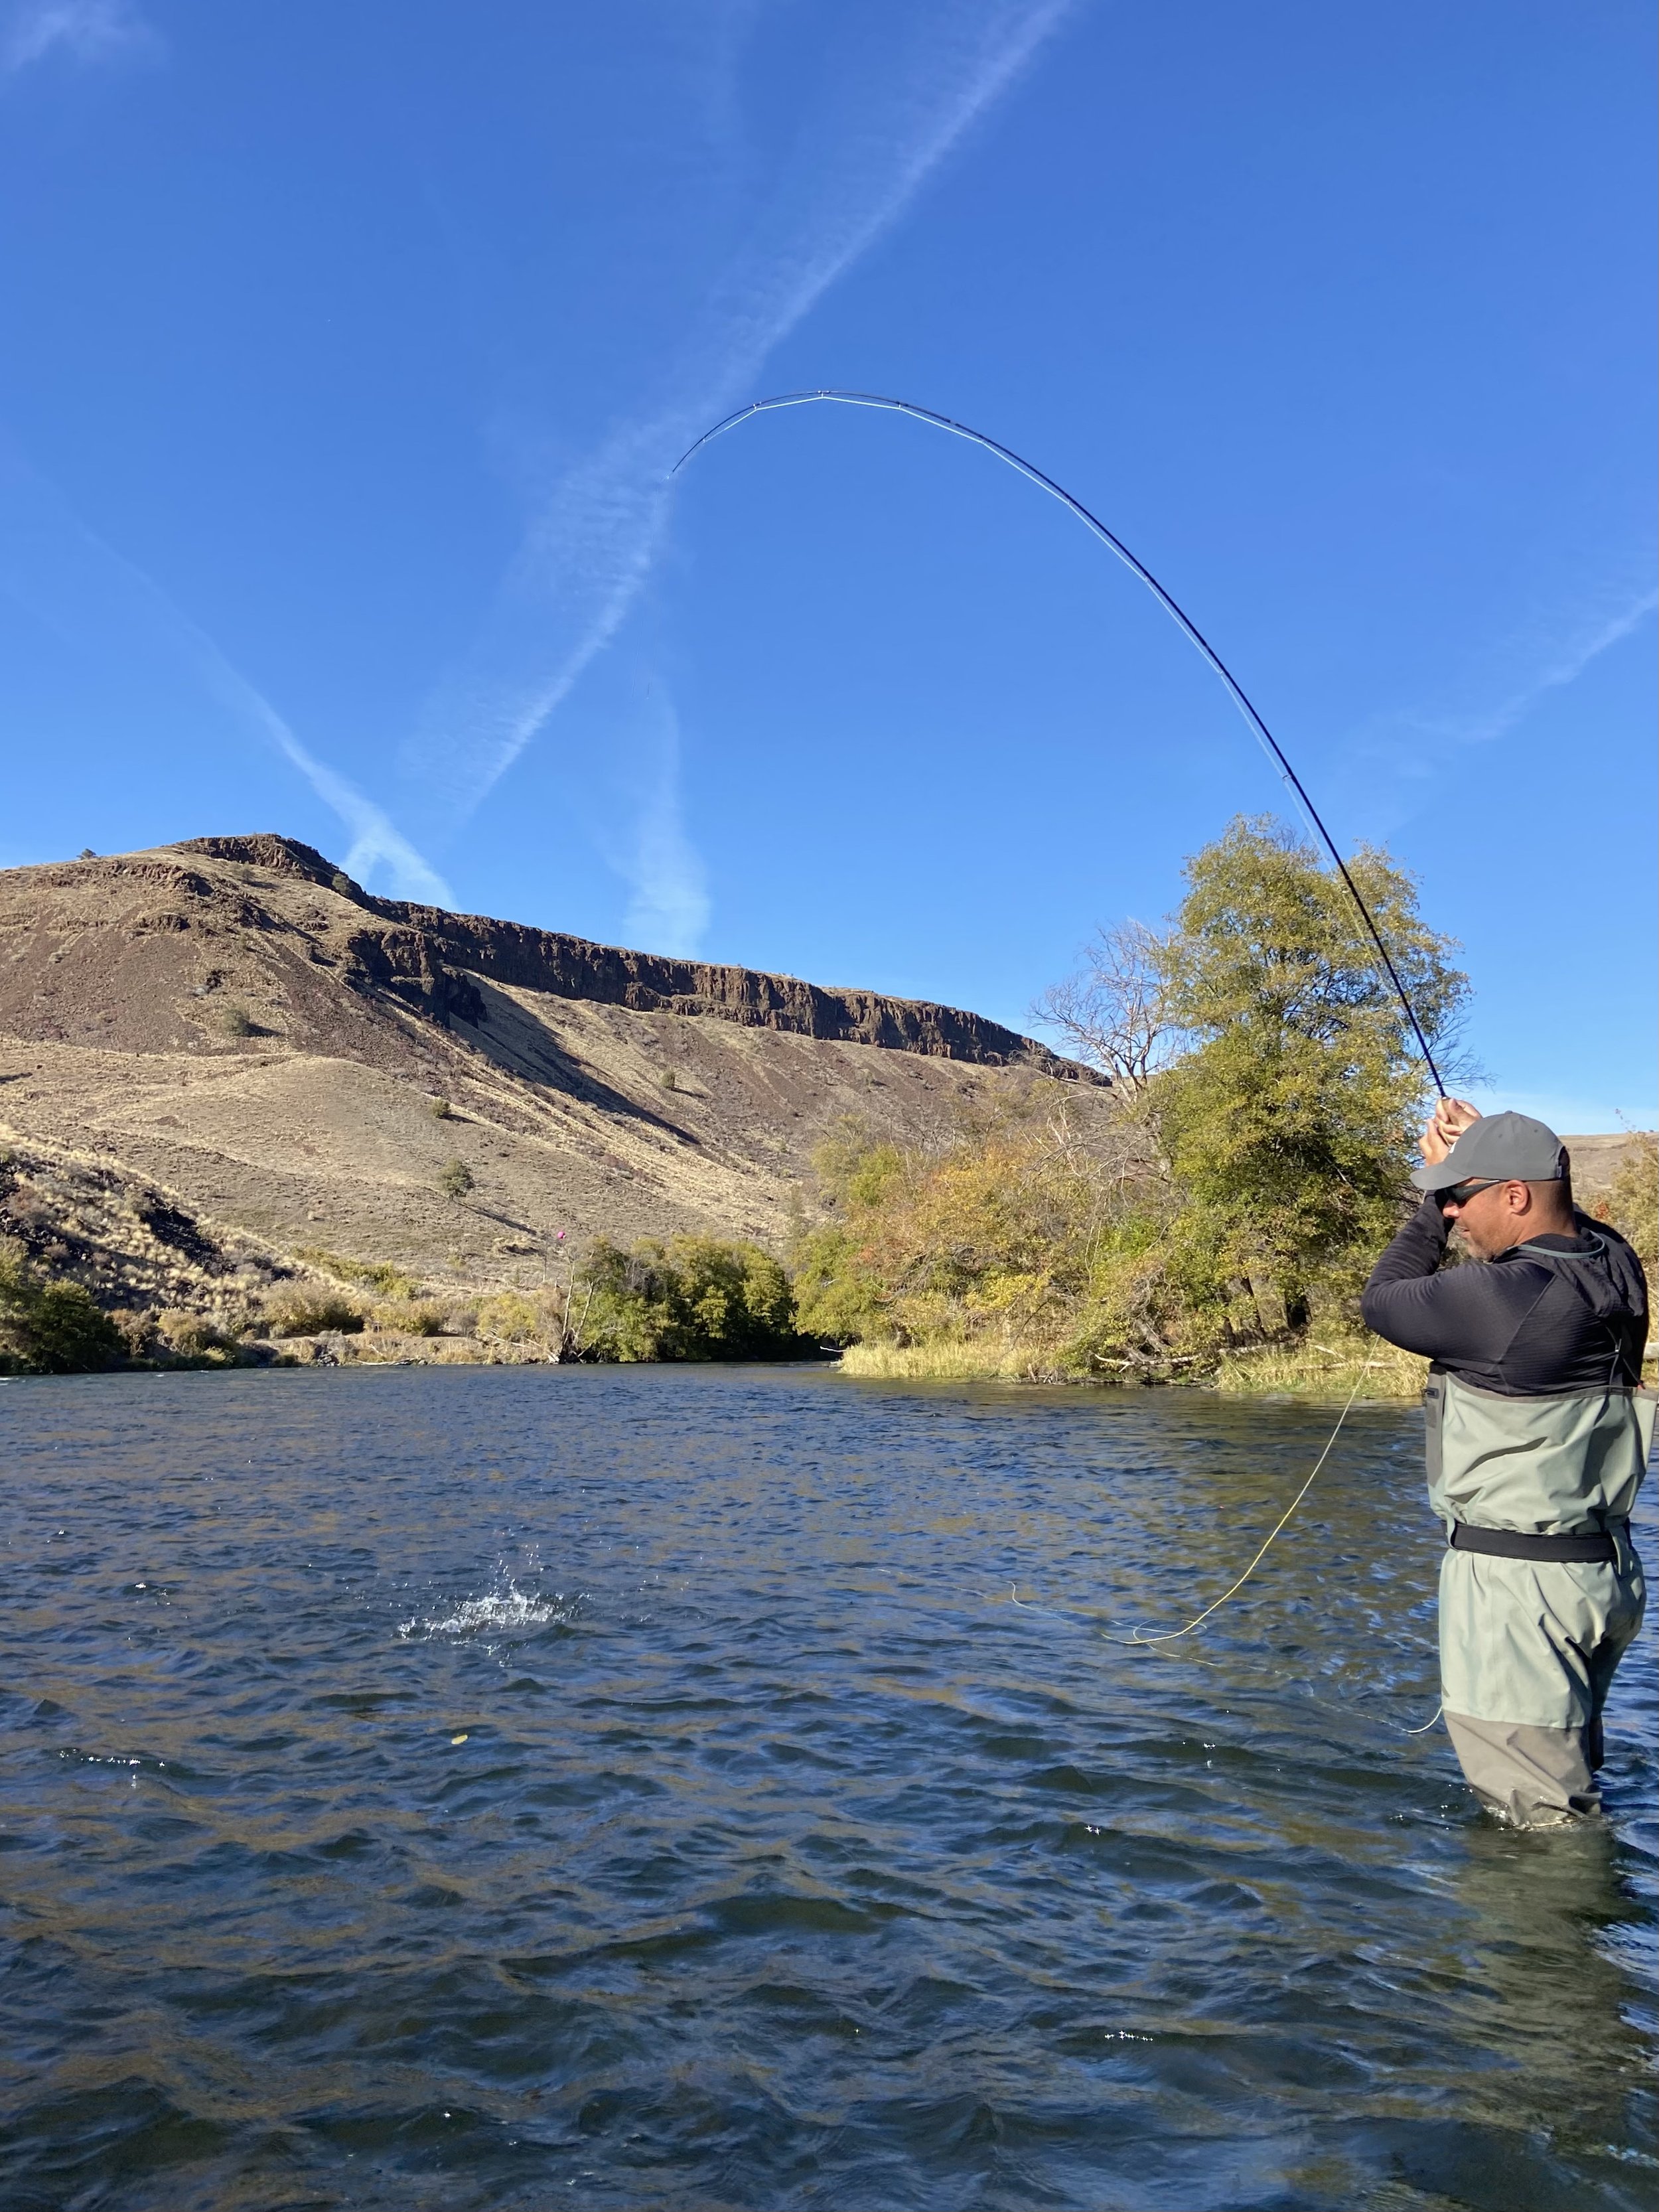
xmin=1111 ymin=1370 xmax=1368 ymax=1648
xmin=995 ymin=1357 xmax=1445 ymax=1735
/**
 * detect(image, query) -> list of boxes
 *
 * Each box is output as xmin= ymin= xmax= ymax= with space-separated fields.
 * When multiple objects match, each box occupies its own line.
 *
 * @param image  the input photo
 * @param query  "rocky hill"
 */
xmin=0 ymin=837 xmax=1106 ymax=1327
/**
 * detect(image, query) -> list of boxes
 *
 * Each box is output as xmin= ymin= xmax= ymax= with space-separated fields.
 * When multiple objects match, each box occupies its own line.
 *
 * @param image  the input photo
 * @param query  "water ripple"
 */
xmin=0 ymin=1364 xmax=1652 ymax=2210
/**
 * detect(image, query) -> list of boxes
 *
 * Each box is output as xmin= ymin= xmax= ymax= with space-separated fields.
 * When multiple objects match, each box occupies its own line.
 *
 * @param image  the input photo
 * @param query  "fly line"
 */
xmin=674 ymin=388 xmax=1449 ymax=1097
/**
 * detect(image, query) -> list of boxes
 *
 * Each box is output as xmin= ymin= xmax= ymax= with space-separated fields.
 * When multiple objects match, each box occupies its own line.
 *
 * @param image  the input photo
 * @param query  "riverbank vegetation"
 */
xmin=4 ymin=821 xmax=1651 ymax=1392
xmin=276 ymin=1236 xmax=818 ymax=1364
xmin=800 ymin=818 xmax=1473 ymax=1396
xmin=571 ymin=1236 xmax=819 ymax=1362
xmin=1593 ymin=1132 xmax=1656 ymax=1277
xmin=0 ymin=1224 xmax=820 ymax=1374
xmin=0 ymin=1237 xmax=124 ymax=1374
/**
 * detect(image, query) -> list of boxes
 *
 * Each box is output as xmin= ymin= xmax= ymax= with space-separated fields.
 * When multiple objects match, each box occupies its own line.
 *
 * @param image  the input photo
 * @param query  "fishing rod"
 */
xmin=673 ymin=388 xmax=1449 ymax=1098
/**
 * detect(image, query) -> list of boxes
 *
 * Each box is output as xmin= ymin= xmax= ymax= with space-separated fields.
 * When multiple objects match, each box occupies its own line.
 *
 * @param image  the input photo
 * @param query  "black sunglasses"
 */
xmin=1437 ymin=1177 xmax=1498 ymax=1209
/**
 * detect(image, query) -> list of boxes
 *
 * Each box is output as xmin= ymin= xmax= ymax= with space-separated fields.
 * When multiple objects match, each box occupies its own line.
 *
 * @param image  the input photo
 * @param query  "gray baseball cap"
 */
xmin=1409 ymin=1110 xmax=1567 ymax=1193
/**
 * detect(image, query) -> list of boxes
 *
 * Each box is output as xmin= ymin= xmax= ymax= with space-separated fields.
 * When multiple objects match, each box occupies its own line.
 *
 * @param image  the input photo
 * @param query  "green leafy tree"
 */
xmin=792 ymin=817 xmax=1468 ymax=1378
xmin=792 ymin=1129 xmax=910 ymax=1343
xmin=1149 ymin=817 xmax=1467 ymax=1325
xmin=576 ymin=1235 xmax=811 ymax=1362
xmin=0 ymin=1240 xmax=123 ymax=1374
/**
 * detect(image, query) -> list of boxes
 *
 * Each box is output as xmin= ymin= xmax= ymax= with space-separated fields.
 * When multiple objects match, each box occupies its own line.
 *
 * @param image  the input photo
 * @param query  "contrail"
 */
xmin=1415 ymin=586 xmax=1658 ymax=751
xmin=1 ymin=0 xmax=154 ymax=76
xmin=407 ymin=0 xmax=1079 ymax=819
xmin=0 ymin=444 xmax=452 ymax=903
xmin=1334 ymin=578 xmax=1658 ymax=838
xmin=616 ymin=693 xmax=709 ymax=957
xmin=192 ymin=656 xmax=455 ymax=908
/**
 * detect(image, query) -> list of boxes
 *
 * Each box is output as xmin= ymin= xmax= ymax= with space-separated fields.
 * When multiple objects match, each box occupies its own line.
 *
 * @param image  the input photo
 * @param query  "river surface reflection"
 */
xmin=2 ymin=1365 xmax=1654 ymax=2209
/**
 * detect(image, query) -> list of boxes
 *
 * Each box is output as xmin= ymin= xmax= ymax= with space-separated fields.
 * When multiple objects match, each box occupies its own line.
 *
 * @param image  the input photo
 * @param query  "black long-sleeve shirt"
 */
xmin=1361 ymin=1197 xmax=1649 ymax=1397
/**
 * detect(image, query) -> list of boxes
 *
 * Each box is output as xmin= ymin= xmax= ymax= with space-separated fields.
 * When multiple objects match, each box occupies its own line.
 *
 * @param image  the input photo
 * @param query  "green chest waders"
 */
xmin=1423 ymin=1363 xmax=1653 ymax=1825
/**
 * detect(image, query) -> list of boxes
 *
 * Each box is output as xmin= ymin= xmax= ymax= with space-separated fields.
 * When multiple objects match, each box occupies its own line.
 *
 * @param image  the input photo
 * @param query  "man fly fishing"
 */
xmin=1361 ymin=1105 xmax=1652 ymax=1827
xmin=678 ymin=390 xmax=1652 ymax=1831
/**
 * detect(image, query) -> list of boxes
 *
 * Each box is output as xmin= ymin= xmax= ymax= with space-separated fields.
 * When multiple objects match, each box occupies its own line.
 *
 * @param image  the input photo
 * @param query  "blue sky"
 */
xmin=1 ymin=0 xmax=1653 ymax=1130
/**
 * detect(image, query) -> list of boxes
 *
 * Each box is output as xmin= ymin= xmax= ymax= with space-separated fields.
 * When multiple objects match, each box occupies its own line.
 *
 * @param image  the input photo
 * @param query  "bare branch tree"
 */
xmin=1033 ymin=920 xmax=1180 ymax=1093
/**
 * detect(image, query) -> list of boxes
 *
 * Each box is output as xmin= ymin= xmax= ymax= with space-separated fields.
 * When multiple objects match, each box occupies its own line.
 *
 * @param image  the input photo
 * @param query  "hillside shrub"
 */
xmin=476 ymin=1288 xmax=565 ymax=1349
xmin=575 ymin=1236 xmax=813 ymax=1362
xmin=261 ymin=1286 xmax=366 ymax=1337
xmin=109 ymin=1307 xmax=157 ymax=1361
xmin=371 ymin=1299 xmax=447 ymax=1337
xmin=0 ymin=1239 xmax=123 ymax=1374
xmin=156 ymin=1309 xmax=240 ymax=1361
xmin=295 ymin=1248 xmax=419 ymax=1300
xmin=439 ymin=1159 xmax=474 ymax=1199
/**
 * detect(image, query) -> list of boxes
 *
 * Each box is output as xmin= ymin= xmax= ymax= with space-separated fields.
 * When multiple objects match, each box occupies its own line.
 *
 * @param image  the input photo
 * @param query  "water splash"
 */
xmin=397 ymin=1566 xmax=577 ymax=1641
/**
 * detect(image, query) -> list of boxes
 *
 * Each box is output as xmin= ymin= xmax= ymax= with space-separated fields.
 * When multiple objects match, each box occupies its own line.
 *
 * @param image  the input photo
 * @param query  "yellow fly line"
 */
xmin=1112 ymin=1370 xmax=1368 ymax=1650
xmin=1005 ymin=1349 xmax=1445 ymax=1738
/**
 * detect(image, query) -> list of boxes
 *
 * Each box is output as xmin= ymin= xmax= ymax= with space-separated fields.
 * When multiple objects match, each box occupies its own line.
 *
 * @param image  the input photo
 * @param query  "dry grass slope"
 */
xmin=0 ymin=836 xmax=1110 ymax=1356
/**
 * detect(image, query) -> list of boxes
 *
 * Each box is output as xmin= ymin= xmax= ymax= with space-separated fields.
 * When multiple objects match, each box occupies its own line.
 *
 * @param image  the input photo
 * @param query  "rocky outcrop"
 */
xmin=338 ymin=926 xmax=488 ymax=1031
xmin=174 ymin=834 xmax=1088 ymax=1073
xmin=0 ymin=840 xmax=1125 ymax=1289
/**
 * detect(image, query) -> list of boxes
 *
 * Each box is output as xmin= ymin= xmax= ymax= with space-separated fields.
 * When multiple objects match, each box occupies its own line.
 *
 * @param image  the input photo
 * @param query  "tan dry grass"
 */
xmin=837 ymin=1341 xmax=1031 ymax=1382
xmin=840 ymin=1329 xmax=1429 ymax=1398
xmin=836 ymin=1338 xmax=1083 ymax=1384
xmin=338 ymin=1331 xmax=557 ymax=1366
xmin=1214 ymin=1332 xmax=1426 ymax=1400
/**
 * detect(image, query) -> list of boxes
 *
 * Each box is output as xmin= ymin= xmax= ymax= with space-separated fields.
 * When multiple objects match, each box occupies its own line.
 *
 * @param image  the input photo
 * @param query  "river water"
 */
xmin=2 ymin=1366 xmax=1654 ymax=2211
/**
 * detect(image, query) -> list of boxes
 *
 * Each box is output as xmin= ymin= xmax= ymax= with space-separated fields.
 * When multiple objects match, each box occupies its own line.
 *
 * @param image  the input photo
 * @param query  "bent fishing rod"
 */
xmin=672 ymin=388 xmax=1448 ymax=1098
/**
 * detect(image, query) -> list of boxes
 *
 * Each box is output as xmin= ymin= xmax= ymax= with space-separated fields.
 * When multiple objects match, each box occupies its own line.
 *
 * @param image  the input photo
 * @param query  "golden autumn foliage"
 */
xmin=1593 ymin=1132 xmax=1657 ymax=1309
xmin=796 ymin=819 xmax=1471 ymax=1390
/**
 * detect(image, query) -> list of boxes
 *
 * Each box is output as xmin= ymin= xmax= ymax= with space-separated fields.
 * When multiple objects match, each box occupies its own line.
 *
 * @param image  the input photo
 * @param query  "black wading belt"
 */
xmin=1450 ymin=1520 xmax=1622 ymax=1564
